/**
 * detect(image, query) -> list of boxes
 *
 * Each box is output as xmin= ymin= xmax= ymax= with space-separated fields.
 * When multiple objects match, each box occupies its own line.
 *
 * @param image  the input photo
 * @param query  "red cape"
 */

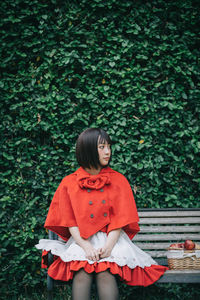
xmin=44 ymin=167 xmax=140 ymax=241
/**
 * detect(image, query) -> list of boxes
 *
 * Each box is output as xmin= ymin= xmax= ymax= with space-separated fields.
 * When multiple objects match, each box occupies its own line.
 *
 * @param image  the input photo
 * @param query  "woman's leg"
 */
xmin=72 ymin=269 xmax=93 ymax=300
xmin=95 ymin=271 xmax=119 ymax=300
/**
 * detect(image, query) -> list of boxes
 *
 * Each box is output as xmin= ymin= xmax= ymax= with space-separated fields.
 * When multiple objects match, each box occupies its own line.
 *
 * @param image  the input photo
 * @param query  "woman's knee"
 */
xmin=96 ymin=270 xmax=116 ymax=284
xmin=74 ymin=269 xmax=93 ymax=284
xmin=95 ymin=271 xmax=119 ymax=300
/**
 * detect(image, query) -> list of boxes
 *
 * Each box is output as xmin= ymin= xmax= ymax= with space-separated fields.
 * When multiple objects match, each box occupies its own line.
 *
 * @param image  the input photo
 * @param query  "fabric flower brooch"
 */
xmin=78 ymin=174 xmax=111 ymax=190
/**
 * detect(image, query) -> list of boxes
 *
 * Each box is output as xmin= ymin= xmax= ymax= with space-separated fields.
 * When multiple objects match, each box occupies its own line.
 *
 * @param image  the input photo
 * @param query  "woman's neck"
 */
xmin=84 ymin=166 xmax=102 ymax=175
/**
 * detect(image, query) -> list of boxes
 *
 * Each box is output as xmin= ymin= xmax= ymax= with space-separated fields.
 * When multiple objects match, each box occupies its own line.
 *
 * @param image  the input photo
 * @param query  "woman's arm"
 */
xmin=99 ymin=228 xmax=121 ymax=259
xmin=69 ymin=226 xmax=100 ymax=261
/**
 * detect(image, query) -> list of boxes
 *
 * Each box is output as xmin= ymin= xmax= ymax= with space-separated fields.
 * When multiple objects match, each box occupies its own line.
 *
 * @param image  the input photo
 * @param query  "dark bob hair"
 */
xmin=76 ymin=128 xmax=112 ymax=169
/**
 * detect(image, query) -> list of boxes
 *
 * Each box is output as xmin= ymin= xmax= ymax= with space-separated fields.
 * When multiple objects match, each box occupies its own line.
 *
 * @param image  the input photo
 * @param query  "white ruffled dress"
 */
xmin=36 ymin=230 xmax=168 ymax=286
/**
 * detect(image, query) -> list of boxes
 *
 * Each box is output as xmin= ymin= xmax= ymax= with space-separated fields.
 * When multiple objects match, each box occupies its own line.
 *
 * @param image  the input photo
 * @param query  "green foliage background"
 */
xmin=0 ymin=0 xmax=199 ymax=298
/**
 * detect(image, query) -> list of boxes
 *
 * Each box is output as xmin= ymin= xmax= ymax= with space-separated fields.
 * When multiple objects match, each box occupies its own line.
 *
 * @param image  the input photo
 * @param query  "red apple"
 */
xmin=178 ymin=243 xmax=184 ymax=249
xmin=184 ymin=239 xmax=195 ymax=250
xmin=169 ymin=243 xmax=185 ymax=249
xmin=170 ymin=243 xmax=182 ymax=248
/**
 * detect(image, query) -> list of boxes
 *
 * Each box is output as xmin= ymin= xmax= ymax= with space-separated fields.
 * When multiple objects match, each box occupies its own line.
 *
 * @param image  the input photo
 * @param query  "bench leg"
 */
xmin=47 ymin=250 xmax=54 ymax=300
xmin=47 ymin=274 xmax=54 ymax=300
xmin=47 ymin=291 xmax=53 ymax=300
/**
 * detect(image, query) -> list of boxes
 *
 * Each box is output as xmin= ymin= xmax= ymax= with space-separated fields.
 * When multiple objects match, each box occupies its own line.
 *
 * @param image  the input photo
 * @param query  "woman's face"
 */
xmin=97 ymin=140 xmax=111 ymax=167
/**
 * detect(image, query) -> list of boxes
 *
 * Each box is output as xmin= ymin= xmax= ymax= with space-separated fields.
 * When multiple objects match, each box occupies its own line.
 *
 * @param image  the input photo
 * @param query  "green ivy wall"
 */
xmin=0 ymin=0 xmax=199 ymax=298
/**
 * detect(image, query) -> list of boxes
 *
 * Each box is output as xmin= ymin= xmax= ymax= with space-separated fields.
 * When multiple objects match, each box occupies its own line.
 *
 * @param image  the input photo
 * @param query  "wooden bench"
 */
xmin=135 ymin=208 xmax=200 ymax=283
xmin=46 ymin=208 xmax=200 ymax=299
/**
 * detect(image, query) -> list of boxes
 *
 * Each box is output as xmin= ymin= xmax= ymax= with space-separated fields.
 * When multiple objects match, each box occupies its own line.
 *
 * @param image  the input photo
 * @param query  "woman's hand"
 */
xmin=69 ymin=226 xmax=100 ymax=261
xmin=68 ymin=227 xmax=121 ymax=261
xmin=98 ymin=228 xmax=121 ymax=259
xmin=98 ymin=246 xmax=112 ymax=259
xmin=83 ymin=241 xmax=100 ymax=261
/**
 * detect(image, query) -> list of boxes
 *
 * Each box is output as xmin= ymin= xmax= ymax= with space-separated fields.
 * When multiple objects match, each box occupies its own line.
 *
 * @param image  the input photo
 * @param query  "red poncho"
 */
xmin=44 ymin=167 xmax=140 ymax=240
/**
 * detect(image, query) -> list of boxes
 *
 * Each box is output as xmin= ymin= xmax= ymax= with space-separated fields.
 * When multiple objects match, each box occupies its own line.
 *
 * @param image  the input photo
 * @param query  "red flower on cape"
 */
xmin=78 ymin=174 xmax=111 ymax=190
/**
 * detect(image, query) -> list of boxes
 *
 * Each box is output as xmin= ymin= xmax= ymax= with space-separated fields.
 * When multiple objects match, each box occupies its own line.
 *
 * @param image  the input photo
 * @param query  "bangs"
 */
xmin=98 ymin=131 xmax=112 ymax=145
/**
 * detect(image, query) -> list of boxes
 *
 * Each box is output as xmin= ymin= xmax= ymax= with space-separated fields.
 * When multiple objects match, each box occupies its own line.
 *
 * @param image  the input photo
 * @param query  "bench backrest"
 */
xmin=134 ymin=208 xmax=200 ymax=265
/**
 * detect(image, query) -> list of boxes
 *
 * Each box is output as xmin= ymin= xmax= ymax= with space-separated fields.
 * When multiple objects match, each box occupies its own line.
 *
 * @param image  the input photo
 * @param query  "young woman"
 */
xmin=36 ymin=128 xmax=168 ymax=300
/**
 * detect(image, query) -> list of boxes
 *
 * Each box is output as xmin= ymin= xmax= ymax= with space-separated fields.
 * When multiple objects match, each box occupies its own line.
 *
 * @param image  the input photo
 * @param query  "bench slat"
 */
xmin=134 ymin=242 xmax=177 ymax=250
xmin=140 ymin=225 xmax=200 ymax=233
xmin=157 ymin=270 xmax=200 ymax=283
xmin=138 ymin=211 xmax=200 ymax=217
xmin=144 ymin=250 xmax=167 ymax=257
xmin=154 ymin=258 xmax=168 ymax=265
xmin=139 ymin=217 xmax=200 ymax=224
xmin=134 ymin=233 xmax=200 ymax=241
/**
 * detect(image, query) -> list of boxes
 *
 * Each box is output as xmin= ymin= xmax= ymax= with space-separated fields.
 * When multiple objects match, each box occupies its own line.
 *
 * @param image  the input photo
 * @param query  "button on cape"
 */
xmin=44 ymin=167 xmax=140 ymax=241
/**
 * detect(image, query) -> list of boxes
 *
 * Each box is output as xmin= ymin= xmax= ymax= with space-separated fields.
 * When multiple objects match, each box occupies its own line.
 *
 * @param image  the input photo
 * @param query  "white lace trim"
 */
xmin=35 ymin=231 xmax=157 ymax=269
xmin=167 ymin=249 xmax=200 ymax=259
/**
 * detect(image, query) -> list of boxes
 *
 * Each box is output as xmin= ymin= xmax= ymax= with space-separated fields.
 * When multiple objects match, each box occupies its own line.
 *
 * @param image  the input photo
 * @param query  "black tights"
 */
xmin=72 ymin=269 xmax=119 ymax=300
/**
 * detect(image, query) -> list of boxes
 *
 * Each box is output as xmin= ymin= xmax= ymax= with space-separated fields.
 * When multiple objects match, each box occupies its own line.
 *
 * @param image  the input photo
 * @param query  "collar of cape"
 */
xmin=74 ymin=166 xmax=115 ymax=190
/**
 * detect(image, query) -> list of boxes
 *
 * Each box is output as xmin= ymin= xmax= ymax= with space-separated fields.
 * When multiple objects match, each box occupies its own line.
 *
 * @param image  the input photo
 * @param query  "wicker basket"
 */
xmin=167 ymin=248 xmax=200 ymax=270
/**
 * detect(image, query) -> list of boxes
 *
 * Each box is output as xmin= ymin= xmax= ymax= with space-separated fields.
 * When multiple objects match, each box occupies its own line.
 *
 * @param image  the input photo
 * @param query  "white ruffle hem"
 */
xmin=35 ymin=231 xmax=158 ymax=269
